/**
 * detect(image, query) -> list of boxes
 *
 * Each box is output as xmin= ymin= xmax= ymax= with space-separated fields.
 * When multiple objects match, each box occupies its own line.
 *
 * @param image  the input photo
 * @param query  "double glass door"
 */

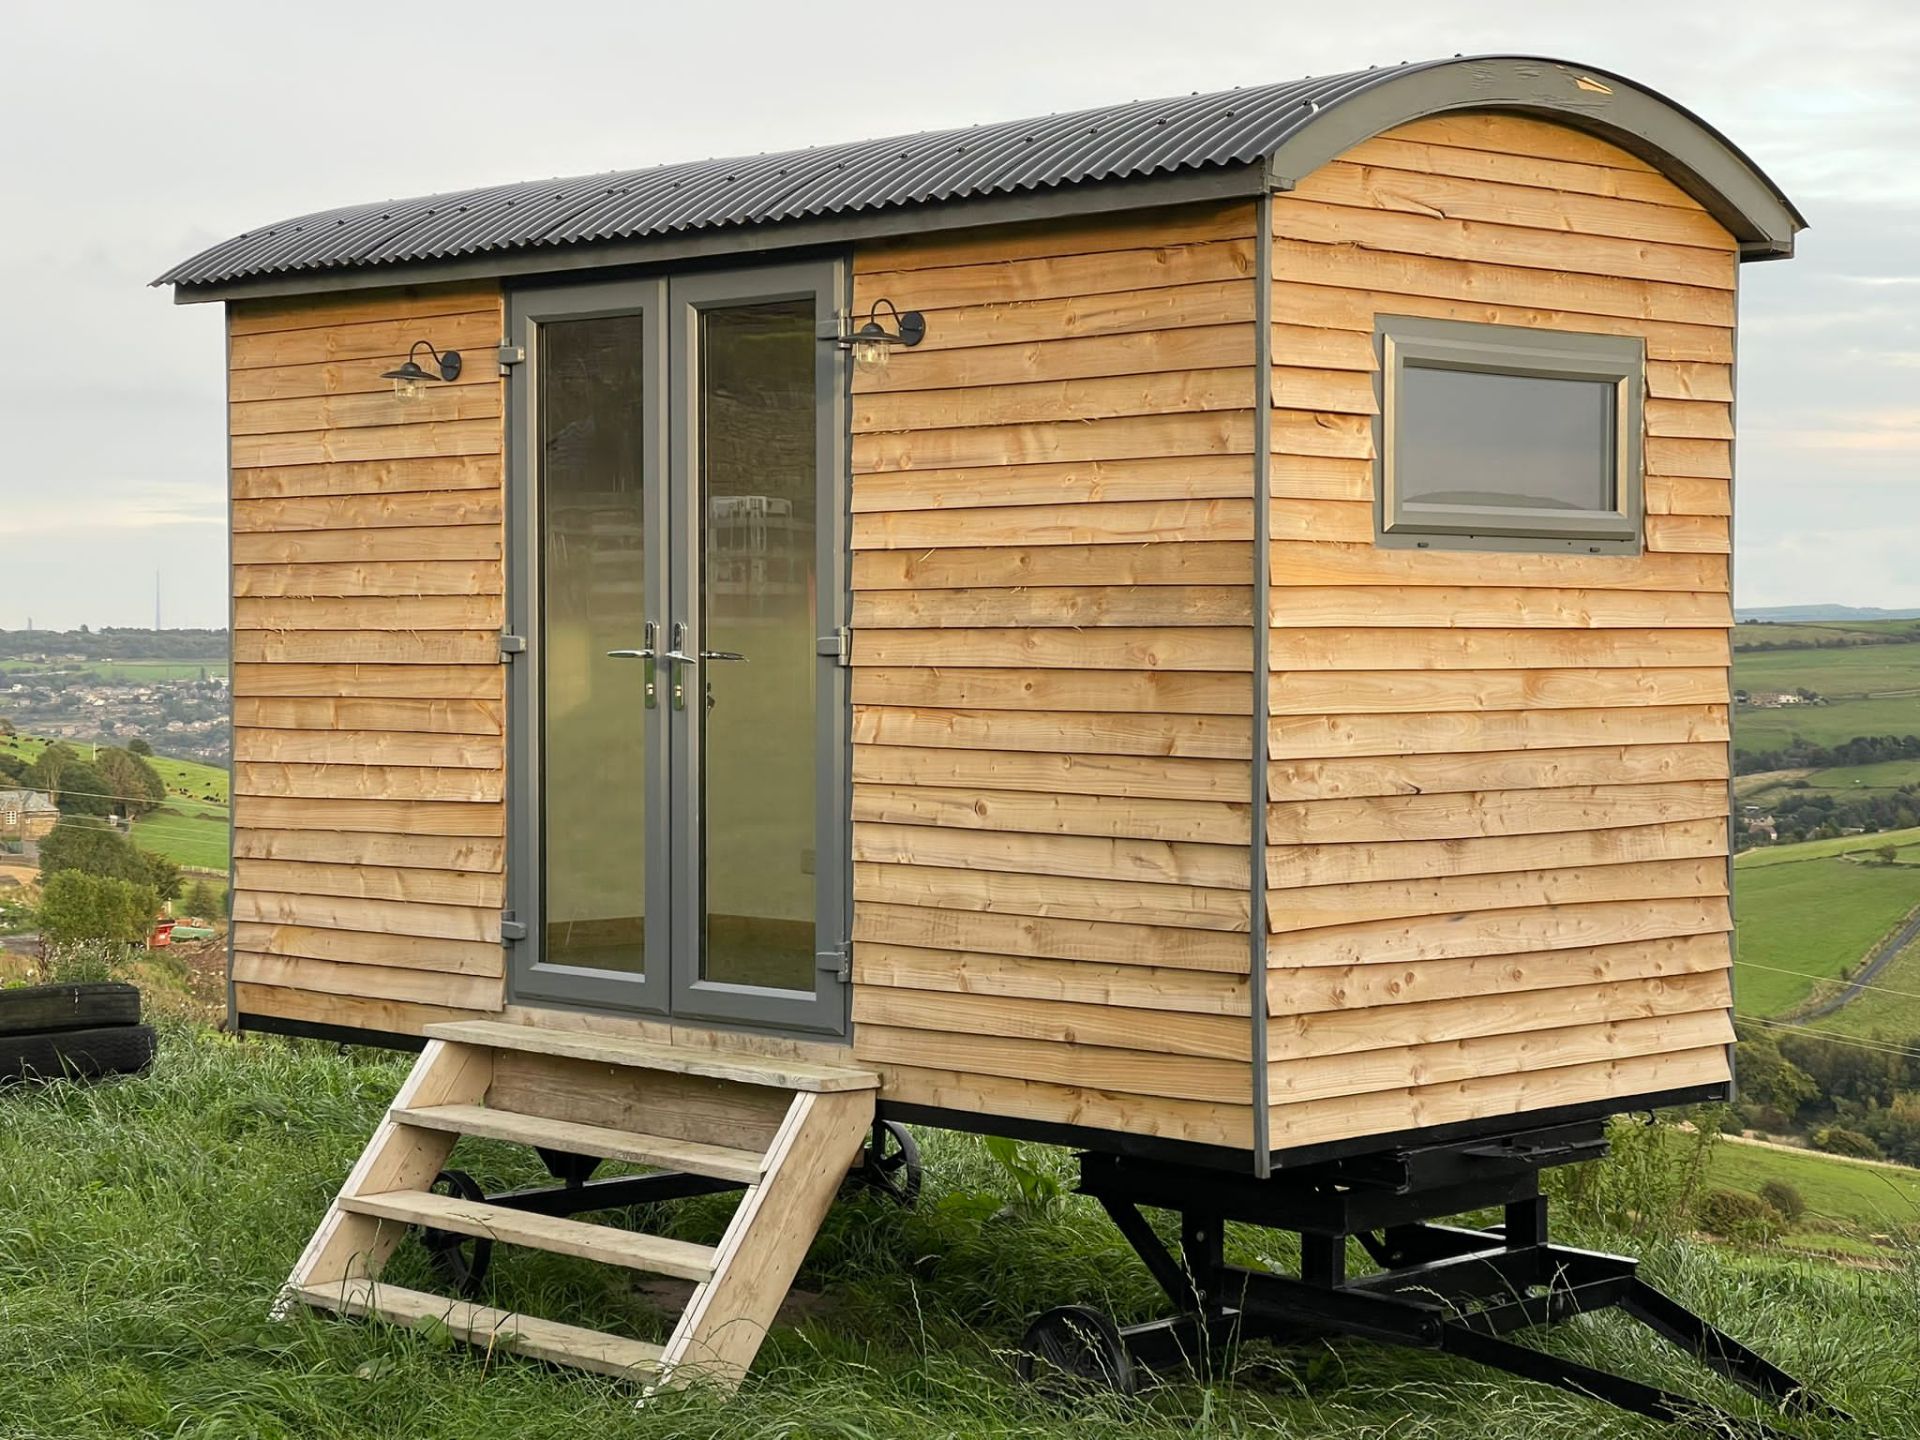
xmin=506 ymin=262 xmax=847 ymax=1036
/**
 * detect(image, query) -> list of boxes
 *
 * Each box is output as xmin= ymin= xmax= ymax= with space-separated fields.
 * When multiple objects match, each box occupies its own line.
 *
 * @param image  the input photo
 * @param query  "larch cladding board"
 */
xmin=1262 ymin=114 xmax=1737 ymax=1153
xmin=847 ymin=202 xmax=1262 ymax=1150
xmin=226 ymin=281 xmax=509 ymax=1036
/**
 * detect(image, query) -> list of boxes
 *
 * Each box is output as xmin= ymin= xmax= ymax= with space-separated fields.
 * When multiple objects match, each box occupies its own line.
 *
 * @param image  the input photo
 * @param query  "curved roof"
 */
xmin=157 ymin=55 xmax=1803 ymax=297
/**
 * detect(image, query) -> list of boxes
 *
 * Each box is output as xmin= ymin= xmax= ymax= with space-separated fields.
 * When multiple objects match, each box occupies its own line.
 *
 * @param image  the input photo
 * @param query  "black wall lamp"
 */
xmin=381 ymin=339 xmax=463 ymax=401
xmin=838 ymin=298 xmax=925 ymax=372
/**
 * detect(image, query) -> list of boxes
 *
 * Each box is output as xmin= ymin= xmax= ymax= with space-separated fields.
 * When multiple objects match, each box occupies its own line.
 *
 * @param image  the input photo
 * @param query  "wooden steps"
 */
xmin=392 ymin=1103 xmax=767 ymax=1183
xmin=280 ymin=1024 xmax=879 ymax=1391
xmin=424 ymin=1019 xmax=882 ymax=1092
xmin=337 ymin=1189 xmax=721 ymax=1280
xmin=295 ymin=1279 xmax=667 ymax=1380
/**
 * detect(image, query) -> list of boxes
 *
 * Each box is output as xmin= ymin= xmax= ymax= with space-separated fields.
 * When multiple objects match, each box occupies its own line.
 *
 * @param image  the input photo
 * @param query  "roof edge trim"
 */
xmin=169 ymin=163 xmax=1270 ymax=306
xmin=1265 ymin=57 xmax=1804 ymax=259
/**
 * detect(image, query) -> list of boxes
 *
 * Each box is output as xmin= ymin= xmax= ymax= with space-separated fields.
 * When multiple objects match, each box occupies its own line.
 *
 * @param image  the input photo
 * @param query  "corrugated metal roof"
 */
xmin=155 ymin=56 xmax=1799 ymax=290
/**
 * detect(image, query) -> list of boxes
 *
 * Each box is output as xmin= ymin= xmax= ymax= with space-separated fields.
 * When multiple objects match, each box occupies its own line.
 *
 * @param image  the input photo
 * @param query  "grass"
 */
xmin=0 ymin=1022 xmax=1912 ymax=1439
xmin=1 ymin=734 xmax=229 ymax=873
xmin=1735 ymin=695 xmax=1920 ymax=753
xmin=1736 ymin=825 xmax=1920 ymax=869
xmin=1704 ymin=1137 xmax=1920 ymax=1231
xmin=1810 ymin=933 xmax=1920 ymax=1040
xmin=131 ymin=797 xmax=229 ymax=871
xmin=1735 ymin=619 xmax=1920 ymax=650
xmin=1735 ymin=642 xmax=1920 ymax=701
xmin=1733 ymin=857 xmax=1920 ymax=1016
xmin=0 ymin=658 xmax=228 ymax=681
xmin=1789 ymin=758 xmax=1920 ymax=796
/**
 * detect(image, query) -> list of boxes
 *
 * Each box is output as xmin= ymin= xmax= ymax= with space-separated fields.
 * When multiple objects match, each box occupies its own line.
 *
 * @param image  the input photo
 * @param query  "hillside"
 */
xmin=0 ymin=732 xmax=229 ymax=875
xmin=1733 ymin=843 xmax=1920 ymax=1015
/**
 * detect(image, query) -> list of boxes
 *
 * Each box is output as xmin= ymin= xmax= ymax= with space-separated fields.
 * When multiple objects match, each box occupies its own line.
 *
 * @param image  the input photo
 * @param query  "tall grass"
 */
xmin=0 ymin=1024 xmax=1912 ymax=1438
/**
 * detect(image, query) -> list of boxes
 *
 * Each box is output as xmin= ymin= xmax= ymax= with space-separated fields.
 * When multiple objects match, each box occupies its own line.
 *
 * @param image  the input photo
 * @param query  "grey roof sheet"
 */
xmin=154 ymin=57 xmax=1793 ymax=289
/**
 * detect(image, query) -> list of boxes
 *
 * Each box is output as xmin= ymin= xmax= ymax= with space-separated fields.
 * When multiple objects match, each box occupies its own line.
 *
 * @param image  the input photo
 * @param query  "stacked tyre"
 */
xmin=0 ymin=982 xmax=156 ymax=1083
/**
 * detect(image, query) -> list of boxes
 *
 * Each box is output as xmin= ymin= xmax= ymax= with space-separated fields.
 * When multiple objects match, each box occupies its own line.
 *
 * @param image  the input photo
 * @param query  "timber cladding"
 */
xmin=215 ymin=108 xmax=1743 ymax=1163
xmin=1261 ymin=113 xmax=1736 ymax=1151
xmin=226 ymin=282 xmax=508 ymax=1035
xmin=846 ymin=201 xmax=1264 ymax=1150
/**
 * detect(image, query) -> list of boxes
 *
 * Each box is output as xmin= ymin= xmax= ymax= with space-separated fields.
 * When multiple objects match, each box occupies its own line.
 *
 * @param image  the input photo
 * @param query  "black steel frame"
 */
xmin=1075 ymin=1121 xmax=1849 ymax=1435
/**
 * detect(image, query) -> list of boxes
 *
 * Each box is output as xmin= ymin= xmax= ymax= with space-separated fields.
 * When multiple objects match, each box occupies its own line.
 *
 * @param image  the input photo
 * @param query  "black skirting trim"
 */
xmin=236 ymin=1011 xmax=427 ymax=1055
xmin=881 ymin=1083 xmax=1730 ymax=1174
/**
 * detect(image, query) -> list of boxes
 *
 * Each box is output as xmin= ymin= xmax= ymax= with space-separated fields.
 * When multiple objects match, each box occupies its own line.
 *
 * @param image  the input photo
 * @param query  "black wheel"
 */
xmin=847 ymin=1119 xmax=922 ymax=1208
xmin=1017 ymin=1305 xmax=1136 ymax=1397
xmin=0 ymin=982 xmax=141 ymax=1037
xmin=0 ymin=1023 xmax=156 ymax=1083
xmin=419 ymin=1169 xmax=493 ymax=1298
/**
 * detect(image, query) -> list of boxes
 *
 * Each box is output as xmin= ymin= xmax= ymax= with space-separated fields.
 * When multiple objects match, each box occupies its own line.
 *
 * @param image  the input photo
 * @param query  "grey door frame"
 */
xmin=503 ymin=258 xmax=852 ymax=1039
xmin=505 ymin=275 xmax=673 ymax=1016
xmin=664 ymin=260 xmax=851 ymax=1036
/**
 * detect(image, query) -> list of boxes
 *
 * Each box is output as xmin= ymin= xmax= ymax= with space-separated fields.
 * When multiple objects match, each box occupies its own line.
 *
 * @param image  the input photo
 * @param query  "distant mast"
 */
xmin=155 ymin=570 xmax=162 ymax=631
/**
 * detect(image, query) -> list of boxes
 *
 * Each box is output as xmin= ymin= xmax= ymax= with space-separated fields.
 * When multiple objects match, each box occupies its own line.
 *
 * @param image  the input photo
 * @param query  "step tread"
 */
xmin=424 ymin=1019 xmax=879 ymax=1093
xmin=392 ymin=1103 xmax=768 ymax=1184
xmin=339 ymin=1189 xmax=718 ymax=1282
xmin=294 ymin=1279 xmax=663 ymax=1379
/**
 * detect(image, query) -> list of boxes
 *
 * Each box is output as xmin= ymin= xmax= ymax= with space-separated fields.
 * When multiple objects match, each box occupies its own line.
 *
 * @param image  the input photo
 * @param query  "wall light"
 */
xmin=381 ymin=340 xmax=463 ymax=401
xmin=838 ymin=299 xmax=926 ymax=373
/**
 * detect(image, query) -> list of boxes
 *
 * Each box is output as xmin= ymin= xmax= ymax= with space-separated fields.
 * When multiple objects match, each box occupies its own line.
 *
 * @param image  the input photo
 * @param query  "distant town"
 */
xmin=0 ymin=628 xmax=229 ymax=766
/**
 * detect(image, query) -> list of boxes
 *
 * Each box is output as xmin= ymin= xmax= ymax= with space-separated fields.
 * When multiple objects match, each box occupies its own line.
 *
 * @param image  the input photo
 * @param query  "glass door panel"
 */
xmin=508 ymin=262 xmax=846 ymax=1037
xmin=539 ymin=313 xmax=653 ymax=976
xmin=697 ymin=300 xmax=818 ymax=991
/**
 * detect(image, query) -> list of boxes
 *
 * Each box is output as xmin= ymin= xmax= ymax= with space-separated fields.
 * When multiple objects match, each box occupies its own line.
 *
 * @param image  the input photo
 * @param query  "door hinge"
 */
xmin=497 ymin=342 xmax=526 ymax=373
xmin=816 ymin=627 xmax=851 ymax=668
xmin=500 ymin=912 xmax=528 ymax=944
xmin=816 ymin=943 xmax=851 ymax=983
xmin=499 ymin=633 xmax=526 ymax=662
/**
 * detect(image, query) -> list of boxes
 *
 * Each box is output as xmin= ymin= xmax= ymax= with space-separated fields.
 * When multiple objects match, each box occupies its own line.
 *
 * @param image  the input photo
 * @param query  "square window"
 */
xmin=1376 ymin=316 xmax=1644 ymax=552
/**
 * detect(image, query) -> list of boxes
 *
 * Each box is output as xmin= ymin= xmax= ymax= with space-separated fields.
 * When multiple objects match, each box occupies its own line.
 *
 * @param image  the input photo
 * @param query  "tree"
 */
xmin=1876 ymin=844 xmax=1900 ymax=865
xmin=127 ymin=738 xmax=153 ymax=757
xmin=0 ymin=753 xmax=26 ymax=784
xmin=37 ymin=871 xmax=158 ymax=948
xmin=95 ymin=747 xmax=165 ymax=819
xmin=51 ymin=760 xmax=111 ymax=816
xmin=184 ymin=879 xmax=219 ymax=921
xmin=142 ymin=850 xmax=183 ymax=903
xmin=0 ymin=717 xmax=15 ymax=735
xmin=25 ymin=742 xmax=75 ymax=796
xmin=1732 ymin=1031 xmax=1818 ymax=1120
xmin=37 ymin=819 xmax=150 ymax=886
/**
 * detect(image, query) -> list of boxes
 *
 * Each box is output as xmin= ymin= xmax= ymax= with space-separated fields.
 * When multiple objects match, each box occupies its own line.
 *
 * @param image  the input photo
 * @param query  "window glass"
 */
xmin=1397 ymin=366 xmax=1615 ymax=514
xmin=1376 ymin=315 xmax=1643 ymax=549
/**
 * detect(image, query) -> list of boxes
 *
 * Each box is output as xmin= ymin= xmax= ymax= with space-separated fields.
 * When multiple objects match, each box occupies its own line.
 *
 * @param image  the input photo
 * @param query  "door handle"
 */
xmin=664 ymin=622 xmax=693 ymax=710
xmin=700 ymin=650 xmax=748 ymax=662
xmin=607 ymin=622 xmax=659 ymax=708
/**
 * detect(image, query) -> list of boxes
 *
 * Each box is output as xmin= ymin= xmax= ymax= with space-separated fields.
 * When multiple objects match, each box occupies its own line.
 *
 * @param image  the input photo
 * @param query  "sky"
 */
xmin=1 ymin=0 xmax=1915 ymax=629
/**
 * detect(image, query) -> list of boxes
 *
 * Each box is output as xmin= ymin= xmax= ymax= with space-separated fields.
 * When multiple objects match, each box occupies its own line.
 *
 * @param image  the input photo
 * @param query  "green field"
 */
xmin=1736 ymin=643 xmax=1920 ymax=701
xmin=131 ymin=796 xmax=230 ymax=871
xmin=1740 ymin=756 xmax=1920 ymax=807
xmin=1736 ymin=825 xmax=1920 ymax=868
xmin=1701 ymin=1134 xmax=1920 ymax=1232
xmin=0 ymin=658 xmax=227 ymax=681
xmin=1810 ymin=933 xmax=1920 ymax=1040
xmin=1735 ymin=619 xmax=1920 ymax=649
xmin=1736 ymin=693 xmax=1920 ymax=751
xmin=2 ymin=733 xmax=229 ymax=875
xmin=1 ymin=734 xmax=226 ymax=804
xmin=1733 ymin=854 xmax=1920 ymax=1015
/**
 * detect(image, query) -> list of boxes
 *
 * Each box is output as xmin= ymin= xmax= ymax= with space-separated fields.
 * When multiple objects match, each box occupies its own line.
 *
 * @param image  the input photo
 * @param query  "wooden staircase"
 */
xmin=282 ymin=1019 xmax=879 ymax=1390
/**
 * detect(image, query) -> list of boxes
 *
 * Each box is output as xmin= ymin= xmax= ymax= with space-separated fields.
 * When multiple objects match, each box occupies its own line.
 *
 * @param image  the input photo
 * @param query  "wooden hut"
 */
xmin=161 ymin=55 xmax=1816 ymax=1414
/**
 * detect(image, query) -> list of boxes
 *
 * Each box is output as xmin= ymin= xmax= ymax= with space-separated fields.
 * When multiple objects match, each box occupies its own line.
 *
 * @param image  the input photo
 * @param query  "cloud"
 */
xmin=6 ymin=0 xmax=1920 ymax=623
